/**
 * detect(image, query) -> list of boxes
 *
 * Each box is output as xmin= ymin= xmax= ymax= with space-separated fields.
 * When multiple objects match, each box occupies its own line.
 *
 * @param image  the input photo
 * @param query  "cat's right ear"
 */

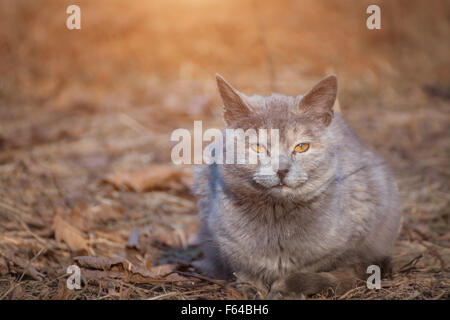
xmin=216 ymin=74 xmax=252 ymax=125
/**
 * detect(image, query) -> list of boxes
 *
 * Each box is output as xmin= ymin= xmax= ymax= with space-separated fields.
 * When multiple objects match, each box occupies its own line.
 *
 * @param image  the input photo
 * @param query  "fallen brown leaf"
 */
xmin=73 ymin=256 xmax=192 ymax=284
xmin=148 ymin=264 xmax=190 ymax=281
xmin=11 ymin=285 xmax=24 ymax=300
xmin=74 ymin=256 xmax=125 ymax=271
xmin=104 ymin=164 xmax=191 ymax=192
xmin=147 ymin=263 xmax=176 ymax=277
xmin=0 ymin=252 xmax=45 ymax=281
xmin=52 ymin=280 xmax=75 ymax=300
xmin=52 ymin=212 xmax=88 ymax=251
xmin=65 ymin=207 xmax=88 ymax=232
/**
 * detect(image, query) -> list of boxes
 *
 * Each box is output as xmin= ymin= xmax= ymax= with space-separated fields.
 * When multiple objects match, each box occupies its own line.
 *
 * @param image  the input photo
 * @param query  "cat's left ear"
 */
xmin=216 ymin=74 xmax=252 ymax=126
xmin=297 ymin=75 xmax=337 ymax=126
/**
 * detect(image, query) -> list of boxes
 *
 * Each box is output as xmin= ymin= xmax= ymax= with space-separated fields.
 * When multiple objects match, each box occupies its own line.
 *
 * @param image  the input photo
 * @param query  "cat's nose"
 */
xmin=277 ymin=168 xmax=289 ymax=181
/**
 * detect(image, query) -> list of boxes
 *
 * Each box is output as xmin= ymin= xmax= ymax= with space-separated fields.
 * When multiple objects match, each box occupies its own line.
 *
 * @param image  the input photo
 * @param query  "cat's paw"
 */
xmin=268 ymin=272 xmax=334 ymax=299
xmin=266 ymin=287 xmax=305 ymax=300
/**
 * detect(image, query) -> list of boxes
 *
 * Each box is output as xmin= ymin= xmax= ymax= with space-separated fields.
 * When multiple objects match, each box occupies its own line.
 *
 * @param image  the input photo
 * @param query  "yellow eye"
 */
xmin=294 ymin=143 xmax=310 ymax=153
xmin=251 ymin=144 xmax=266 ymax=153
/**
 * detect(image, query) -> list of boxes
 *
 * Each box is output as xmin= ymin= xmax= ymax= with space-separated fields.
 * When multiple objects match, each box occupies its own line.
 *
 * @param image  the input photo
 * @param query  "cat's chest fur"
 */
xmin=207 ymin=183 xmax=350 ymax=284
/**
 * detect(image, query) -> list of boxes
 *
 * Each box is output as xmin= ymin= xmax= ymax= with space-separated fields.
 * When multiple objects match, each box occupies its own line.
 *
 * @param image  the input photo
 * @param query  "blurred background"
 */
xmin=0 ymin=0 xmax=448 ymax=299
xmin=1 ymin=0 xmax=449 ymax=106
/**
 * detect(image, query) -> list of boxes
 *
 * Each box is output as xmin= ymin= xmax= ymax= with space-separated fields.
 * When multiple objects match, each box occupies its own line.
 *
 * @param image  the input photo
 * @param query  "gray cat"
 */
xmin=193 ymin=74 xmax=402 ymax=298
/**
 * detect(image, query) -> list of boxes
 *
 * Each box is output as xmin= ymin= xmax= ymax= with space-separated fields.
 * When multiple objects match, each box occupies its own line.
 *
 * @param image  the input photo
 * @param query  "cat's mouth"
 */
xmin=272 ymin=183 xmax=292 ymax=190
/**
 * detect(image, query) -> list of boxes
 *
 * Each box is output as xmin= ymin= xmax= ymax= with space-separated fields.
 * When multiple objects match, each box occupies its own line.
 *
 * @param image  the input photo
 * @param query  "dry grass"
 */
xmin=0 ymin=0 xmax=448 ymax=299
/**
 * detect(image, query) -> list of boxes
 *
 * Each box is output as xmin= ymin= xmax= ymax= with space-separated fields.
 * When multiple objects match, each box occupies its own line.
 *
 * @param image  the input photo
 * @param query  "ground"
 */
xmin=0 ymin=0 xmax=448 ymax=300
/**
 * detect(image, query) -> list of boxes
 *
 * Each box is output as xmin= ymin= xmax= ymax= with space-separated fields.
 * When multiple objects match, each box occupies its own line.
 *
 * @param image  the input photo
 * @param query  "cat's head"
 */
xmin=216 ymin=74 xmax=339 ymax=200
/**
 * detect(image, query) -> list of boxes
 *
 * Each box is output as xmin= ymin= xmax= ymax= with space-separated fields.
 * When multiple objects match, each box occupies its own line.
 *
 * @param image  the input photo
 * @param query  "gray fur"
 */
xmin=193 ymin=75 xmax=402 ymax=296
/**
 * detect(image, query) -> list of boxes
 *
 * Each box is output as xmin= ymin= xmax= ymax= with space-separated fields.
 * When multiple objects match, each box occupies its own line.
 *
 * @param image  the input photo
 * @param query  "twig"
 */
xmin=174 ymin=271 xmax=226 ymax=287
xmin=398 ymin=254 xmax=423 ymax=273
xmin=148 ymin=288 xmax=212 ymax=300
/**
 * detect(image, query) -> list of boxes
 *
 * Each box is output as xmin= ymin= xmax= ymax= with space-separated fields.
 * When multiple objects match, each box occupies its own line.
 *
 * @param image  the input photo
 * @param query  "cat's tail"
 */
xmin=267 ymin=258 xmax=392 ymax=299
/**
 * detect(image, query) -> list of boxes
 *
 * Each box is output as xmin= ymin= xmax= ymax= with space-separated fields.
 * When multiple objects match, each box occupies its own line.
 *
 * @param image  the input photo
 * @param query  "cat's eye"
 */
xmin=293 ymin=143 xmax=310 ymax=153
xmin=251 ymin=144 xmax=267 ymax=153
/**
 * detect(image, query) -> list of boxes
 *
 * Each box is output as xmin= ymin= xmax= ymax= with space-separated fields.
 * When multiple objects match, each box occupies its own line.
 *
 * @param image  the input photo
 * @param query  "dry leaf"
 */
xmin=53 ymin=213 xmax=88 ymax=251
xmin=73 ymin=256 xmax=191 ymax=283
xmin=11 ymin=285 xmax=24 ymax=300
xmin=1 ymin=252 xmax=45 ymax=281
xmin=104 ymin=164 xmax=191 ymax=192
xmin=74 ymin=256 xmax=125 ymax=271
xmin=80 ymin=268 xmax=190 ymax=284
xmin=145 ymin=264 xmax=189 ymax=281
xmin=147 ymin=263 xmax=176 ymax=277
xmin=52 ymin=280 xmax=75 ymax=300
xmin=66 ymin=207 xmax=88 ymax=232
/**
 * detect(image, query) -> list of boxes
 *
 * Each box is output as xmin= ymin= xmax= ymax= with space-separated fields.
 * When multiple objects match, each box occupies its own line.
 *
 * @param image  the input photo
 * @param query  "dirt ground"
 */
xmin=0 ymin=0 xmax=448 ymax=299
